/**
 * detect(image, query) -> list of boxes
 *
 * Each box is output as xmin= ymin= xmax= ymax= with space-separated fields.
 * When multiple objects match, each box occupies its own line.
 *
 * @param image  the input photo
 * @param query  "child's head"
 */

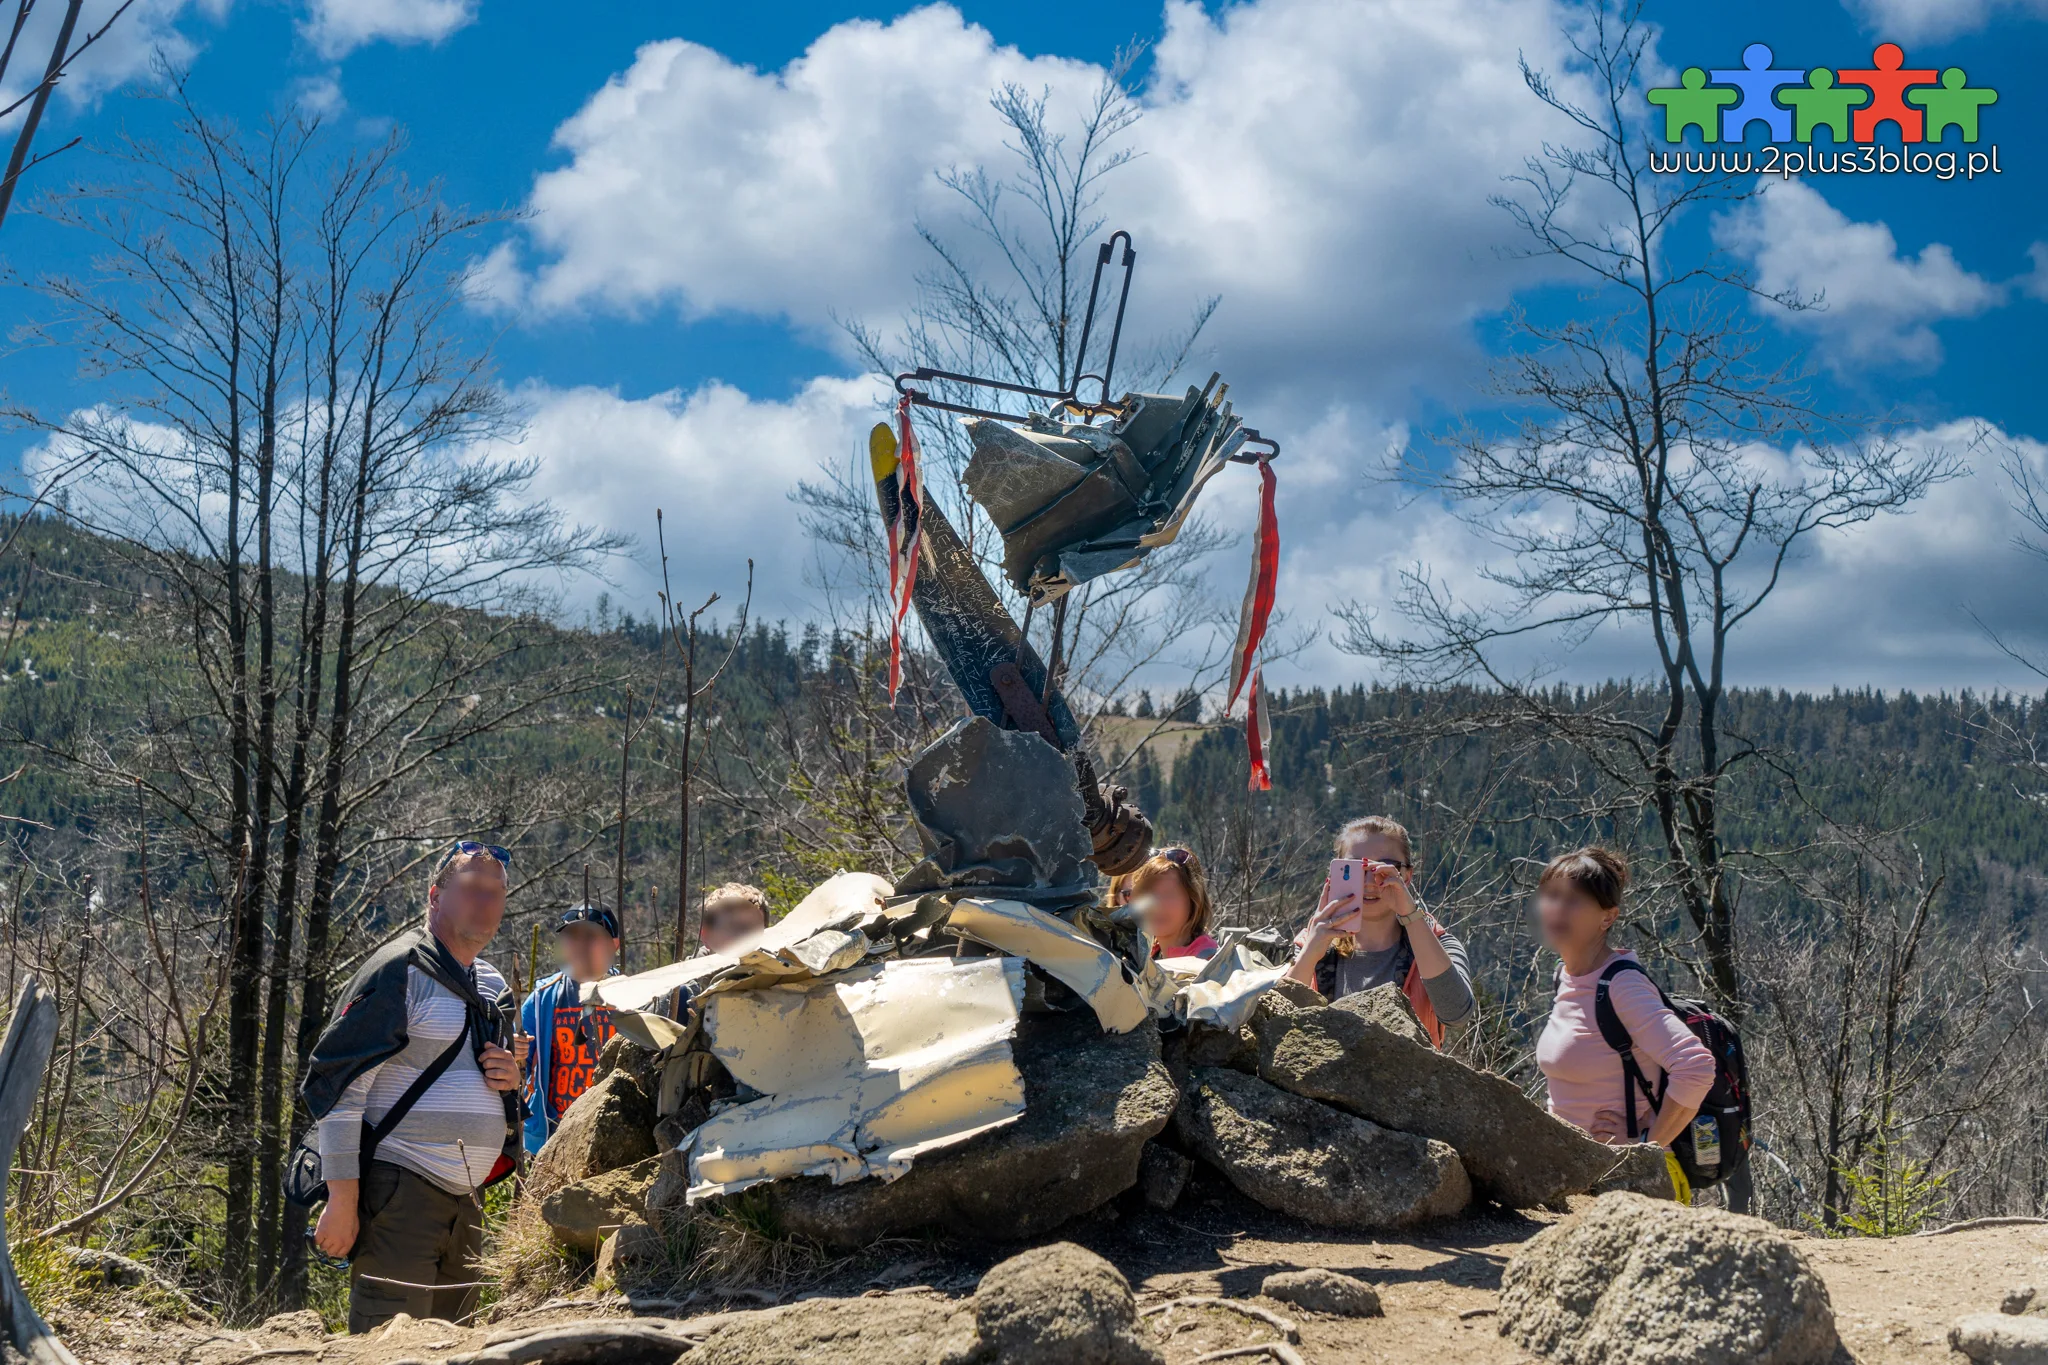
xmin=554 ymin=903 xmax=620 ymax=982
xmin=1130 ymin=847 xmax=1212 ymax=949
xmin=700 ymin=882 xmax=771 ymax=954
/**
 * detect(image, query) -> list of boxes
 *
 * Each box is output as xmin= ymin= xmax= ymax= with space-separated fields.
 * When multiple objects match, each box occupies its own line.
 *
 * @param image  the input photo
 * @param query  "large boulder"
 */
xmin=1498 ymin=1192 xmax=1839 ymax=1365
xmin=540 ymin=1156 xmax=660 ymax=1251
xmin=1176 ymin=1066 xmax=1469 ymax=1229
xmin=533 ymin=1068 xmax=658 ymax=1189
xmin=955 ymin=1243 xmax=1162 ymax=1365
xmin=751 ymin=1009 xmax=1178 ymax=1249
xmin=1953 ymin=1313 xmax=2048 ymax=1364
xmin=1248 ymin=988 xmax=1665 ymax=1208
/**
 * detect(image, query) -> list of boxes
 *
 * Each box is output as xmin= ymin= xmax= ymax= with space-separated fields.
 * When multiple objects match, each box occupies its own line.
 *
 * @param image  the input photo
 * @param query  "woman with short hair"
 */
xmin=1533 ymin=846 xmax=1714 ymax=1149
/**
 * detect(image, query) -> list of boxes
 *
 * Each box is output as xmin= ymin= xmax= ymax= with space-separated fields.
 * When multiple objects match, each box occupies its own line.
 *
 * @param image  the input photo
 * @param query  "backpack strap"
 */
xmin=361 ymin=1012 xmax=471 ymax=1167
xmin=1591 ymin=958 xmax=1669 ymax=1142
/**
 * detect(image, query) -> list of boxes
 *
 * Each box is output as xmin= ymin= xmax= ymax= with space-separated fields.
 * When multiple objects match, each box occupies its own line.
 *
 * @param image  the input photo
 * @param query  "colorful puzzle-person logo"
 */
xmin=1647 ymin=43 xmax=2002 ymax=180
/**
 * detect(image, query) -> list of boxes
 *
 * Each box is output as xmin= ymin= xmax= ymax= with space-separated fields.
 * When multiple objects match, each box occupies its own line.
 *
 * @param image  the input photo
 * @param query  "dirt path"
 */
xmin=55 ymin=1188 xmax=2048 ymax=1364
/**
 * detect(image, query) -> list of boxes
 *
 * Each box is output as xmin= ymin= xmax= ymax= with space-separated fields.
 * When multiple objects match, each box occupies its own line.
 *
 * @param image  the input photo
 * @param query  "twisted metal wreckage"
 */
xmin=586 ymin=230 xmax=1294 ymax=1207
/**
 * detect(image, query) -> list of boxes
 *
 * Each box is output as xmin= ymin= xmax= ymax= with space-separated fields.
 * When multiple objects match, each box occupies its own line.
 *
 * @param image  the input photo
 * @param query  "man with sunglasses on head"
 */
xmin=519 ymin=903 xmax=621 ymax=1155
xmin=299 ymin=841 xmax=528 ymax=1332
xmin=1282 ymin=816 xmax=1476 ymax=1048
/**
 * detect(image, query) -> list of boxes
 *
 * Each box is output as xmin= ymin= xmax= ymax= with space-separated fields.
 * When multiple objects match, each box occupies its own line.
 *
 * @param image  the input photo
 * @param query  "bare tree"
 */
xmin=0 ymin=0 xmax=140 ymax=234
xmin=9 ymin=83 xmax=622 ymax=1311
xmin=1335 ymin=3 xmax=1958 ymax=1007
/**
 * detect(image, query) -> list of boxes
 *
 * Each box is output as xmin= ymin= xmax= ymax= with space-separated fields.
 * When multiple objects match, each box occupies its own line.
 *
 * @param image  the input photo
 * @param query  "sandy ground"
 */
xmin=53 ymin=1178 xmax=2048 ymax=1364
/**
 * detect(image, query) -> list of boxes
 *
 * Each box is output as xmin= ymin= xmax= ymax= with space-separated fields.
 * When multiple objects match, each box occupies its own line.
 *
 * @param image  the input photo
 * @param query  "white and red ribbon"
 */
xmin=1226 ymin=458 xmax=1278 ymax=714
xmin=886 ymin=393 xmax=923 ymax=699
xmin=1245 ymin=666 xmax=1273 ymax=792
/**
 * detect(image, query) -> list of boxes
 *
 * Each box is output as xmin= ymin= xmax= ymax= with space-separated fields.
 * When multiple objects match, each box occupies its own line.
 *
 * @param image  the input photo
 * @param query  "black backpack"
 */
xmin=1593 ymin=958 xmax=1752 ymax=1190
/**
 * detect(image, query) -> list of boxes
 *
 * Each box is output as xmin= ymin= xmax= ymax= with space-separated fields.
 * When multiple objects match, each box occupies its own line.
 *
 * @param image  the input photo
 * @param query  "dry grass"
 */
xmin=479 ymin=1189 xmax=590 ymax=1311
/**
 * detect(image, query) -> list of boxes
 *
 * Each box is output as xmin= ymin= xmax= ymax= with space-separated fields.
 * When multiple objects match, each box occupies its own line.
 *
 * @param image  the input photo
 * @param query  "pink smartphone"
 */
xmin=1326 ymin=858 xmax=1367 ymax=930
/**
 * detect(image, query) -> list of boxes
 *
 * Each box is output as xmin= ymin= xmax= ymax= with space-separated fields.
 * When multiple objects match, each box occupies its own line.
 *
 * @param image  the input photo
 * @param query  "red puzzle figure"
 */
xmin=1840 ymin=42 xmax=1937 ymax=142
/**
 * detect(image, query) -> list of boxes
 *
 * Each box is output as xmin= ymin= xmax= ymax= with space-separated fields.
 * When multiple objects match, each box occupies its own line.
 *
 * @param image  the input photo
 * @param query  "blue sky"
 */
xmin=3 ymin=0 xmax=2047 ymax=695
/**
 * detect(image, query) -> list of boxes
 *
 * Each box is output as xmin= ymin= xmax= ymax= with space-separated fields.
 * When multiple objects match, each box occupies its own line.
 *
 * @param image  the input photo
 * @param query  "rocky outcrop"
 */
xmin=1261 ymin=1267 xmax=1382 ymax=1317
xmin=1498 ymin=1192 xmax=1839 ymax=1365
xmin=593 ymin=1218 xmax=672 ymax=1294
xmin=1176 ymin=1066 xmax=1469 ymax=1229
xmin=1248 ymin=988 xmax=1666 ymax=1208
xmin=685 ymin=1298 xmax=975 ymax=1365
xmin=533 ymin=1068 xmax=658 ymax=1190
xmin=540 ymin=1156 xmax=659 ymax=1251
xmin=1335 ymin=982 xmax=1430 ymax=1047
xmin=751 ymin=1010 xmax=1178 ymax=1249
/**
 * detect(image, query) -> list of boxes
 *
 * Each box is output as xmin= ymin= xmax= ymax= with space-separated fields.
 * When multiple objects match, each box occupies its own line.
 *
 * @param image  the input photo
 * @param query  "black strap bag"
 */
xmin=283 ymin=1013 xmax=472 ymax=1208
xmin=1592 ymin=958 xmax=1753 ymax=1190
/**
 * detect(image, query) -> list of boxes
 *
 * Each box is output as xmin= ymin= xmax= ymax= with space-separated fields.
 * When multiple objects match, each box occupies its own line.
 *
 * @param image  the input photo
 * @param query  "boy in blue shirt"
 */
xmin=519 ymin=903 xmax=620 ymax=1154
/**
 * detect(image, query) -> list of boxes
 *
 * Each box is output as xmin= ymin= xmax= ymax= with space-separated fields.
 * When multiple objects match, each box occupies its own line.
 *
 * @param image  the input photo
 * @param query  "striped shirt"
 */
xmin=316 ymin=960 xmax=511 ymax=1196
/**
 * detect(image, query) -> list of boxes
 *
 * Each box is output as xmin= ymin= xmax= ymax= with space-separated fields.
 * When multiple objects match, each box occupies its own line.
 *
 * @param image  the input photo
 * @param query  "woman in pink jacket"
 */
xmin=1534 ymin=847 xmax=1715 ymax=1149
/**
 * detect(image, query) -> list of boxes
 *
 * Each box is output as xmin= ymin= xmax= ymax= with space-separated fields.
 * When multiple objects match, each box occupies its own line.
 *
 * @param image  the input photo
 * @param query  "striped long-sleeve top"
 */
xmin=316 ymin=959 xmax=511 ymax=1196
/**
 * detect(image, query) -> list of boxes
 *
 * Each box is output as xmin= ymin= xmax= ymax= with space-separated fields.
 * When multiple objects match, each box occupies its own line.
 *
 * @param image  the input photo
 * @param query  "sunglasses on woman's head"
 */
xmin=1155 ymin=846 xmax=1193 ymax=865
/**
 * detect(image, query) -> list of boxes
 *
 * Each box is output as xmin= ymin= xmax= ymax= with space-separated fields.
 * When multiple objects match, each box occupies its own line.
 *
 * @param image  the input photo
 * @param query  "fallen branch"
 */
xmin=1190 ymin=1345 xmax=1308 ymax=1365
xmin=1914 ymin=1215 xmax=2048 ymax=1237
xmin=1140 ymin=1295 xmax=1300 ymax=1342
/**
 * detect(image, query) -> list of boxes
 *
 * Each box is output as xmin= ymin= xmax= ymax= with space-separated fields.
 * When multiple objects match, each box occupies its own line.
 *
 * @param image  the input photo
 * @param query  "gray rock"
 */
xmin=686 ymin=1298 xmax=974 ymax=1365
xmin=1249 ymin=988 xmax=1665 ymax=1208
xmin=753 ymin=1010 xmax=1178 ymax=1249
xmin=540 ymin=1157 xmax=659 ymax=1251
xmin=893 ymin=717 xmax=1097 ymax=910
xmin=956 ymin=1243 xmax=1162 ymax=1365
xmin=1136 ymin=1142 xmax=1192 ymax=1211
xmin=533 ymin=1067 xmax=659 ymax=1190
xmin=2005 ymin=1286 xmax=2040 ymax=1316
xmin=593 ymin=1218 xmax=674 ymax=1295
xmin=1955 ymin=1312 xmax=2048 ymax=1363
xmin=1261 ymin=1267 xmax=1382 ymax=1318
xmin=1176 ymin=1066 xmax=1469 ymax=1229
xmin=1499 ymin=1192 xmax=1839 ymax=1365
xmin=596 ymin=1032 xmax=658 ymax=1087
xmin=1334 ymin=982 xmax=1431 ymax=1047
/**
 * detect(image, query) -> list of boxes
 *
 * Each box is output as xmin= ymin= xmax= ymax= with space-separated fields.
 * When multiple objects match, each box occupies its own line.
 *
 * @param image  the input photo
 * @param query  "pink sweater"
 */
xmin=1537 ymin=951 xmax=1715 ymax=1142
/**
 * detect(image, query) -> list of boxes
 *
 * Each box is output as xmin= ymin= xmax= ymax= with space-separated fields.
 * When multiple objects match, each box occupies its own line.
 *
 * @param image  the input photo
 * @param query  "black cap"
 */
xmin=555 ymin=903 xmax=620 ymax=938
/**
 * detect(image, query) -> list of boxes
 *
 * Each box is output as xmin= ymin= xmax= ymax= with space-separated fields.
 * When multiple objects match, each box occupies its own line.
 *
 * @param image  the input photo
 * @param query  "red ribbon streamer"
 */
xmin=1226 ymin=457 xmax=1279 ymax=715
xmin=887 ymin=394 xmax=923 ymax=699
xmin=1245 ymin=667 xmax=1272 ymax=792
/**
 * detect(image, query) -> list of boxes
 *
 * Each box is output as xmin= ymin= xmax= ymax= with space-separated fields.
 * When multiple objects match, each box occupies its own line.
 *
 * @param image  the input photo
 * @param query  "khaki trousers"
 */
xmin=348 ymin=1160 xmax=484 ymax=1333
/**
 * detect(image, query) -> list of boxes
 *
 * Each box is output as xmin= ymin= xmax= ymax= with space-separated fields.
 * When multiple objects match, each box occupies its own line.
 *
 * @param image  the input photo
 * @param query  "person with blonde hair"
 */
xmin=1129 ymin=846 xmax=1219 ymax=959
xmin=699 ymin=882 xmax=770 ymax=954
xmin=1532 ymin=846 xmax=1714 ymax=1149
xmin=1284 ymin=816 xmax=1475 ymax=1047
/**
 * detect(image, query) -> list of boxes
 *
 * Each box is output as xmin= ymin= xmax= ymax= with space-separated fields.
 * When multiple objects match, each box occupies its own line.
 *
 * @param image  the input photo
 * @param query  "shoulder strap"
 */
xmin=366 ymin=1012 xmax=471 ymax=1146
xmin=1592 ymin=957 xmax=1646 ymax=1054
xmin=1590 ymin=957 xmax=1667 ymax=1140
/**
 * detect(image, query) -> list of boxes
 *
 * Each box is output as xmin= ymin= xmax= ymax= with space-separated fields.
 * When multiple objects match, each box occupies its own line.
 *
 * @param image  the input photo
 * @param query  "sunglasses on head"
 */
xmin=1155 ymin=846 xmax=1193 ymax=866
xmin=446 ymin=840 xmax=511 ymax=866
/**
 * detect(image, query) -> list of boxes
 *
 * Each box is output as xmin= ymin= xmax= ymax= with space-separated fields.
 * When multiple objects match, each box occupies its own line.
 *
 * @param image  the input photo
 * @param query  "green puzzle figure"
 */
xmin=1647 ymin=67 xmax=1738 ymax=142
xmin=1780 ymin=69 xmax=1868 ymax=143
xmin=1907 ymin=68 xmax=1998 ymax=142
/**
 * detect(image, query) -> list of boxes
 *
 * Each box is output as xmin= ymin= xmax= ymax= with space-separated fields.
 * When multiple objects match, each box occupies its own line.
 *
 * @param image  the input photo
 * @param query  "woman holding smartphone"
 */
xmin=1283 ymin=816 xmax=1475 ymax=1046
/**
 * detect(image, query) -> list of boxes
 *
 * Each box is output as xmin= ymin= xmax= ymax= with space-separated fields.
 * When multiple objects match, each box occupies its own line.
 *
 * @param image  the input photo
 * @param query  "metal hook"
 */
xmin=894 ymin=230 xmax=1139 ymax=427
xmin=1231 ymin=429 xmax=1281 ymax=463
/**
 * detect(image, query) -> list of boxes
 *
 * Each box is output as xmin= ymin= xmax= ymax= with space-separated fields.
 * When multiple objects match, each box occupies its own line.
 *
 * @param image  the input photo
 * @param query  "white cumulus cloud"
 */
xmin=485 ymin=0 xmax=1605 ymax=410
xmin=300 ymin=0 xmax=477 ymax=60
xmin=1715 ymin=180 xmax=2002 ymax=369
xmin=1845 ymin=0 xmax=2048 ymax=42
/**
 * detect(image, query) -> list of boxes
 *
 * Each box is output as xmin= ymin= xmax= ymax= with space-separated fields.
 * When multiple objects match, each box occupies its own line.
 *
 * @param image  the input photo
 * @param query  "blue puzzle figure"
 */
xmin=1710 ymin=42 xmax=1801 ymax=142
